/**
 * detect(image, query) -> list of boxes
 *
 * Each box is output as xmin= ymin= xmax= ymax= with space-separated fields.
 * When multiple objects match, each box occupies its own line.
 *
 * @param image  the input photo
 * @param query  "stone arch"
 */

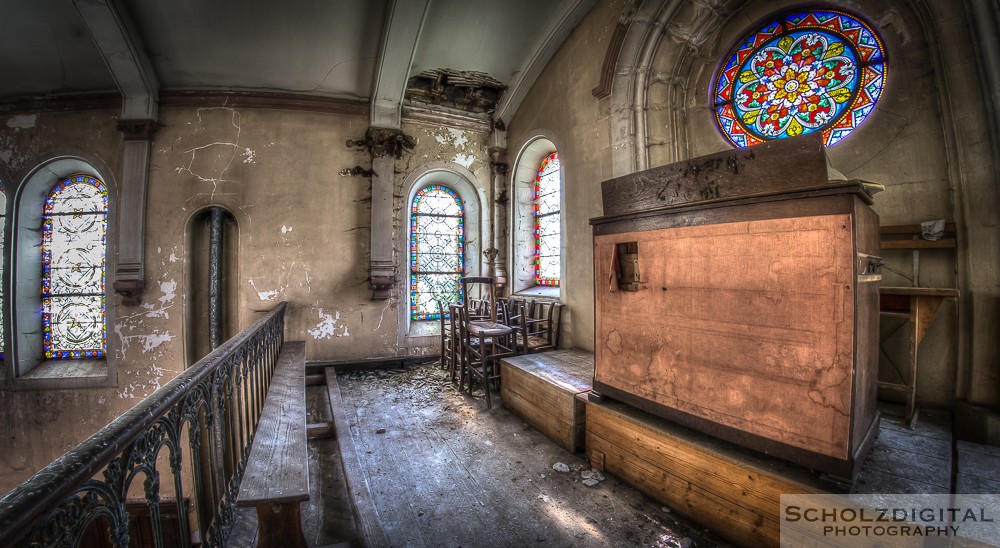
xmin=396 ymin=161 xmax=485 ymax=345
xmin=8 ymin=154 xmax=119 ymax=385
xmin=508 ymin=131 xmax=564 ymax=294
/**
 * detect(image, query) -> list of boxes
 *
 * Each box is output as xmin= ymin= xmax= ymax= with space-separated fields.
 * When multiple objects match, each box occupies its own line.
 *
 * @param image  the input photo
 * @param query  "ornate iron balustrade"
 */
xmin=0 ymin=302 xmax=288 ymax=548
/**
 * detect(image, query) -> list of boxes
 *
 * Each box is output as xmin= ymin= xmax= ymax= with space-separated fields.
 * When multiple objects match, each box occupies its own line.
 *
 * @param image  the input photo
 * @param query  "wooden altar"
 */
xmin=590 ymin=133 xmax=882 ymax=483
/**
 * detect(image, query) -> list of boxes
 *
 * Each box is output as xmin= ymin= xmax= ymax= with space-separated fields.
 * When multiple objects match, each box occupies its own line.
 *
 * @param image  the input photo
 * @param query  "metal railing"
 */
xmin=0 ymin=302 xmax=288 ymax=547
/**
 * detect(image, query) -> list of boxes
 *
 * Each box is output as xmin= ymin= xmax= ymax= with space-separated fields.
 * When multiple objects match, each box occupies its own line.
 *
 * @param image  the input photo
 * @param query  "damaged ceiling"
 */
xmin=0 ymin=0 xmax=596 ymax=124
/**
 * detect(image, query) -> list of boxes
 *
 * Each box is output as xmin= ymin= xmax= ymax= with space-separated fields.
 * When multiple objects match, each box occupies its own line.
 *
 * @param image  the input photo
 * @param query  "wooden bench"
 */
xmin=500 ymin=350 xmax=593 ymax=453
xmin=237 ymin=341 xmax=308 ymax=548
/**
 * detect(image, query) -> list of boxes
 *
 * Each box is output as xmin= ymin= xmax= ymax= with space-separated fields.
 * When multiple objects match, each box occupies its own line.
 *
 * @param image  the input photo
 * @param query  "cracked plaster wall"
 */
xmin=507 ymin=0 xmax=627 ymax=352
xmin=510 ymin=0 xmax=1000 ymax=409
xmin=0 ymin=105 xmax=491 ymax=492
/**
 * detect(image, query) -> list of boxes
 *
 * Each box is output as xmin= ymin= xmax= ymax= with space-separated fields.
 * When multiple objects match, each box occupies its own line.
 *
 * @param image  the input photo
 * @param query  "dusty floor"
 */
xmin=331 ymin=362 xmax=734 ymax=548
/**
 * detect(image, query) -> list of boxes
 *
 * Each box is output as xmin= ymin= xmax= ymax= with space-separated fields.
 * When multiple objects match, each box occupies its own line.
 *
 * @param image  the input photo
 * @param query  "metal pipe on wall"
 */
xmin=209 ymin=207 xmax=224 ymax=350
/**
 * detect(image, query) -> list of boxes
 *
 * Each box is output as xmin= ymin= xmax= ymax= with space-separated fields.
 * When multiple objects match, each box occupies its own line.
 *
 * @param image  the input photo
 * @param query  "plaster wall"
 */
xmin=0 ymin=109 xmax=127 ymax=495
xmin=507 ymin=0 xmax=629 ymax=351
xmin=510 ymin=0 xmax=999 ymax=409
xmin=646 ymin=0 xmax=998 ymax=409
xmin=0 ymin=105 xmax=489 ymax=493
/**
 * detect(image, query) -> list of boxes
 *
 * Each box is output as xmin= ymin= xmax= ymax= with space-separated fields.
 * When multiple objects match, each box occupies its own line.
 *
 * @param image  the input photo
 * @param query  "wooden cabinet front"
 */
xmin=592 ymin=193 xmax=880 ymax=481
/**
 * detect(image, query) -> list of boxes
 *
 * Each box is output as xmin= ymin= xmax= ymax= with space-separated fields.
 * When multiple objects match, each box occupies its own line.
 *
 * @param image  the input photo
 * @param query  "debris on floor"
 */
xmin=335 ymin=362 xmax=735 ymax=547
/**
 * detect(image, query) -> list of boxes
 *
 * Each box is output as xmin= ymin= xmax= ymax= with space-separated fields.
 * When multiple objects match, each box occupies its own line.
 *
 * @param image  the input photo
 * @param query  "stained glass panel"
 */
xmin=410 ymin=185 xmax=464 ymax=321
xmin=43 ymin=175 xmax=107 ymax=358
xmin=534 ymin=152 xmax=561 ymax=286
xmin=713 ymin=9 xmax=886 ymax=147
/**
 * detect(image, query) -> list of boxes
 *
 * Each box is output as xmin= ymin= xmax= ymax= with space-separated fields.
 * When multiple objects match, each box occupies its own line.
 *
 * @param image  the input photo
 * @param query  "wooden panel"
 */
xmin=584 ymin=398 xmax=825 ymax=547
xmin=325 ymin=368 xmax=391 ymax=548
xmin=850 ymin=198 xmax=881 ymax=455
xmin=238 ymin=341 xmax=309 ymax=505
xmin=880 ymin=238 xmax=957 ymax=250
xmin=600 ymin=133 xmax=829 ymax=217
xmin=500 ymin=350 xmax=593 ymax=453
xmin=594 ymin=214 xmax=855 ymax=460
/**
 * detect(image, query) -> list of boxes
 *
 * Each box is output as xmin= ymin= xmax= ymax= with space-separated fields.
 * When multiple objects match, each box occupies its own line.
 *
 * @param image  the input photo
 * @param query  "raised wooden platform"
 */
xmin=494 ymin=350 xmax=969 ymax=547
xmin=500 ymin=350 xmax=593 ymax=453
xmin=582 ymin=396 xmax=828 ymax=547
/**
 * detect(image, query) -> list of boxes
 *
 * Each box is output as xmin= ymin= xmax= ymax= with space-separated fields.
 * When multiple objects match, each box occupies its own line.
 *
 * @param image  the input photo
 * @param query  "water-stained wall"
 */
xmin=0 ymin=105 xmax=491 ymax=493
xmin=508 ymin=0 xmax=999 ymax=411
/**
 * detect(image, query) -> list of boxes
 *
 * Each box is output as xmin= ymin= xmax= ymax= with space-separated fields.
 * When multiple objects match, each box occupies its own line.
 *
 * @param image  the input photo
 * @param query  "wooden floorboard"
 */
xmin=956 ymin=440 xmax=1000 ymax=494
xmin=325 ymin=368 xmax=391 ymax=548
xmin=334 ymin=364 xmax=734 ymax=548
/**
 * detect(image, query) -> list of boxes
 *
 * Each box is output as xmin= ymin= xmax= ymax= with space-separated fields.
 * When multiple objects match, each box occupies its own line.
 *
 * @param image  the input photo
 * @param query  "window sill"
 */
xmin=513 ymin=285 xmax=560 ymax=299
xmin=13 ymin=358 xmax=114 ymax=390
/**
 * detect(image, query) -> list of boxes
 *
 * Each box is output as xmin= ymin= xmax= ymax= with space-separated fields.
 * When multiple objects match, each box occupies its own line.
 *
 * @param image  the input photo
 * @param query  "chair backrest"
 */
xmin=461 ymin=276 xmax=497 ymax=322
xmin=513 ymin=299 xmax=564 ymax=351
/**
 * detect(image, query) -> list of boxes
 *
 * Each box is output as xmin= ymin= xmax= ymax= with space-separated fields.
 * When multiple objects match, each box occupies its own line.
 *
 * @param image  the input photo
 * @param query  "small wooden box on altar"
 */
xmin=590 ymin=133 xmax=882 ymax=483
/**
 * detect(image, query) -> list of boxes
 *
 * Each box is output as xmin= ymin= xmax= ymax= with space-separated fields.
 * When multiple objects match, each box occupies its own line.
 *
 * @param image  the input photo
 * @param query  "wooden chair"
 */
xmin=460 ymin=276 xmax=497 ymax=321
xmin=447 ymin=303 xmax=464 ymax=384
xmin=459 ymin=276 xmax=518 ymax=408
xmin=511 ymin=299 xmax=563 ymax=353
xmin=437 ymin=300 xmax=456 ymax=375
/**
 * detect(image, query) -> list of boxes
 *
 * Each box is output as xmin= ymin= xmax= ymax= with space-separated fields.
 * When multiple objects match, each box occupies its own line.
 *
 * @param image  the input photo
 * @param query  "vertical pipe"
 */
xmin=209 ymin=208 xmax=224 ymax=350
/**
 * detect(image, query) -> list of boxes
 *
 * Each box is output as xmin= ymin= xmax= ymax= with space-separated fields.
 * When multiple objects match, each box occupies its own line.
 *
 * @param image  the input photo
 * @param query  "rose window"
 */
xmin=713 ymin=10 xmax=887 ymax=147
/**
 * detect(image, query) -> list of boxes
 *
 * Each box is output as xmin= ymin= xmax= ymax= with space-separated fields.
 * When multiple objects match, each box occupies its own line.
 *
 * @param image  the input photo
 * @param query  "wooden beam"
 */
xmin=370 ymin=0 xmax=430 ymax=129
xmin=325 ymin=368 xmax=390 ymax=548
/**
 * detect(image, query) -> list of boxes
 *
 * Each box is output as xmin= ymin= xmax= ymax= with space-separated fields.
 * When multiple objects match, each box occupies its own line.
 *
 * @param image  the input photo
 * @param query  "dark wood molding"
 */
xmin=0 ymin=93 xmax=121 ymax=114
xmin=592 ymin=20 xmax=631 ymax=99
xmin=160 ymin=90 xmax=369 ymax=116
xmin=0 ymin=91 xmax=370 ymax=116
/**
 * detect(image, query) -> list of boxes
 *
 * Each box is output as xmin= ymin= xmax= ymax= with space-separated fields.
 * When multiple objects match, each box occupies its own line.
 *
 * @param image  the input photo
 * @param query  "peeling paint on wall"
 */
xmin=308 ymin=309 xmax=350 ymax=339
xmin=142 ymin=332 xmax=174 ymax=353
xmin=448 ymin=128 xmax=468 ymax=148
xmin=453 ymin=153 xmax=475 ymax=168
xmin=248 ymin=277 xmax=283 ymax=301
xmin=159 ymin=280 xmax=177 ymax=304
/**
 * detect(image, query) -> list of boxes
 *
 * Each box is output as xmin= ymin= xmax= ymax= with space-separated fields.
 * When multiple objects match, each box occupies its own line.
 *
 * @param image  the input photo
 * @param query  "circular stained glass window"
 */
xmin=713 ymin=9 xmax=887 ymax=147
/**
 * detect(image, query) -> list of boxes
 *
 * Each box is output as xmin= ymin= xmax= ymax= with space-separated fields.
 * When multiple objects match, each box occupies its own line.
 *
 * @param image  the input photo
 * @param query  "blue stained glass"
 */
xmin=43 ymin=175 xmax=107 ymax=358
xmin=713 ymin=9 xmax=887 ymax=147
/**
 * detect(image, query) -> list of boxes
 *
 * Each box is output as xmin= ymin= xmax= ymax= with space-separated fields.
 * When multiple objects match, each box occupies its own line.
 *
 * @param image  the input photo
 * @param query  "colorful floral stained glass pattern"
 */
xmin=42 ymin=175 xmax=108 ymax=358
xmin=713 ymin=10 xmax=887 ymax=147
xmin=410 ymin=185 xmax=465 ymax=321
xmin=535 ymin=152 xmax=560 ymax=287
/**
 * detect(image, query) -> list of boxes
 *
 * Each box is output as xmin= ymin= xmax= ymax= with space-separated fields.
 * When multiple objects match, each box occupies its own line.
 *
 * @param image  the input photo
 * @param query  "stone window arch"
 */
xmin=397 ymin=162 xmax=484 ymax=344
xmin=6 ymin=156 xmax=118 ymax=388
xmin=510 ymin=134 xmax=561 ymax=296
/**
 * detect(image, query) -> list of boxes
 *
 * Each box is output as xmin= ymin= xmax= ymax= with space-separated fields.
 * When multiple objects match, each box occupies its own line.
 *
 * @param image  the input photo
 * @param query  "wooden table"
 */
xmin=879 ymin=286 xmax=959 ymax=428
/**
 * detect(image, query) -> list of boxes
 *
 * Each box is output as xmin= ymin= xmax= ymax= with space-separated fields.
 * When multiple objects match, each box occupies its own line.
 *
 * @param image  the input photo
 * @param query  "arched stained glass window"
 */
xmin=410 ymin=185 xmax=465 ymax=321
xmin=534 ymin=152 xmax=560 ymax=286
xmin=713 ymin=9 xmax=887 ymax=147
xmin=42 ymin=175 xmax=108 ymax=358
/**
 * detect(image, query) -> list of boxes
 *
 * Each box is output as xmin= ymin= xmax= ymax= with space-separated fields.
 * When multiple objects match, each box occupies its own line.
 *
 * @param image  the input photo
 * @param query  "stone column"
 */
xmin=113 ymin=119 xmax=157 ymax=306
xmin=348 ymin=127 xmax=416 ymax=299
xmin=488 ymin=147 xmax=509 ymax=294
